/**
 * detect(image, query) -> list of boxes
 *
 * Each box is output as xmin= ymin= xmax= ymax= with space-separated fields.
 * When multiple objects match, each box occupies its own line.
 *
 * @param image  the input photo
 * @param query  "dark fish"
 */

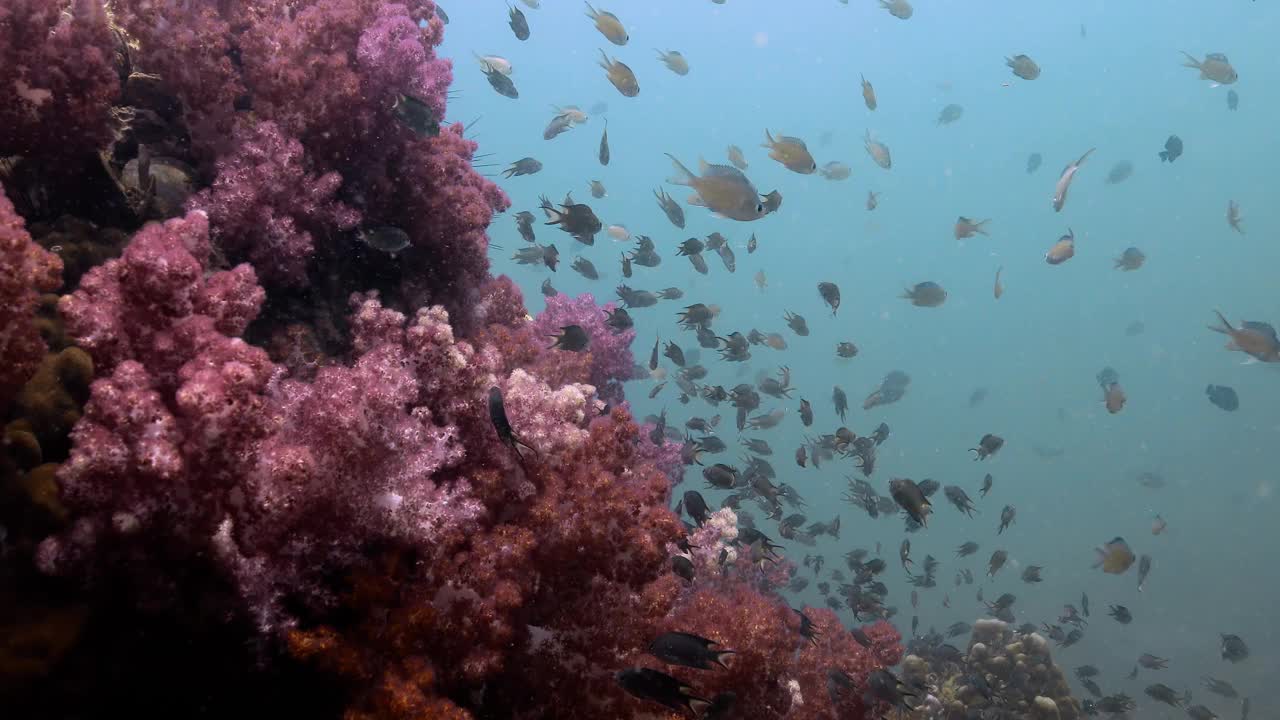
xmin=663 ymin=341 xmax=686 ymax=367
xmin=649 ymin=337 xmax=660 ymax=370
xmin=550 ymin=325 xmax=590 ymax=352
xmin=648 ymin=382 xmax=665 ymax=399
xmin=998 ymin=505 xmax=1015 ymax=534
xmin=392 ymin=93 xmax=440 ymax=137
xmin=435 ymin=4 xmax=449 ymax=23
xmin=1227 ymin=89 xmax=1239 ymax=111
xmin=485 ymin=66 xmax=519 ymax=98
xmin=817 ymin=282 xmax=841 ymax=316
xmin=1221 ymin=633 xmax=1248 ymax=662
xmin=889 ymin=478 xmax=931 ymax=526
xmin=570 ymin=256 xmax=598 ymax=280
xmin=937 ymin=103 xmax=964 ymax=125
xmin=357 ymin=226 xmax=411 ymax=255
xmin=514 ymin=211 xmax=537 ymax=243
xmin=943 ymin=485 xmax=977 ymax=517
xmin=653 ymin=187 xmax=686 ymax=229
xmin=1108 ymin=604 xmax=1132 ymax=624
xmin=620 ymin=253 xmax=631 ymax=278
xmin=971 ymin=434 xmax=1004 ymax=460
xmin=507 ymin=4 xmax=530 ymax=40
xmin=987 ymin=549 xmax=1008 ymax=577
xmin=1026 ymin=152 xmax=1043 ymax=174
xmin=798 ymin=399 xmax=813 ymax=426
xmin=956 ymin=541 xmax=978 ymax=557
xmin=599 ymin=119 xmax=610 ymax=165
xmin=979 ymin=473 xmax=992 ymax=497
xmin=784 ymin=311 xmax=809 ymax=336
xmin=604 ymin=307 xmax=632 ymax=332
xmin=794 ymin=445 xmax=806 ymax=468
xmin=540 ymin=278 xmax=557 ymax=297
xmin=616 ymin=667 xmax=707 ymax=713
xmin=543 ymin=112 xmax=574 ymax=140
xmin=1145 ymin=683 xmax=1182 ymax=707
xmin=836 ymin=341 xmax=858 ymax=358
xmin=1105 ymin=160 xmax=1134 ymax=184
xmin=1081 ymin=592 xmax=1090 ymax=617
xmin=1159 ymin=135 xmax=1183 ymax=162
xmin=968 ymin=387 xmax=988 ymax=407
xmin=503 ymin=157 xmax=542 ymax=177
xmin=489 ymin=387 xmax=534 ymax=459
xmin=832 ymin=386 xmax=848 ymax=422
xmin=541 ymin=194 xmax=602 ymax=245
xmin=648 ymin=632 xmax=734 ymax=670
xmin=1204 ymin=677 xmax=1238 ymax=699
xmin=1206 ymin=384 xmax=1239 ymax=411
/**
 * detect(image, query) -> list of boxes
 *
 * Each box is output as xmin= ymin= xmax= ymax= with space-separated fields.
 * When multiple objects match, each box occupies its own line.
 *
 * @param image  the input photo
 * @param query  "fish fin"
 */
xmin=1211 ymin=82 xmax=1222 ymax=89
xmin=761 ymin=128 xmax=775 ymax=149
xmin=665 ymin=153 xmax=695 ymax=185
xmin=596 ymin=48 xmax=611 ymax=70
xmin=687 ymin=194 xmax=707 ymax=207
xmin=1240 ymin=357 xmax=1260 ymax=366
xmin=1208 ymin=309 xmax=1233 ymax=335
xmin=583 ymin=1 xmax=597 ymax=19
xmin=1179 ymin=51 xmax=1202 ymax=69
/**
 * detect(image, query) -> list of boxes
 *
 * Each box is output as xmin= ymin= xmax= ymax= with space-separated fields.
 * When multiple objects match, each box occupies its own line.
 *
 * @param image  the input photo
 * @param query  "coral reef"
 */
xmin=0 ymin=1 xmax=902 ymax=718
xmin=901 ymin=618 xmax=1082 ymax=720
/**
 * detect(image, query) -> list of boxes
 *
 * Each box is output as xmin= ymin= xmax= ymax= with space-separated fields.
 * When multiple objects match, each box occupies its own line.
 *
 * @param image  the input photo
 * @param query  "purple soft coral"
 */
xmin=531 ymin=293 xmax=640 ymax=404
xmin=0 ymin=186 xmax=63 ymax=411
xmin=187 ymin=122 xmax=360 ymax=287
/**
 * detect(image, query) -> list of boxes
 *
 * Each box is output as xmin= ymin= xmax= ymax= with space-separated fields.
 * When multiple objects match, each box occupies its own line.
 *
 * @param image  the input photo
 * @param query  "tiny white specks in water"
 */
xmin=753 ymin=31 xmax=769 ymax=48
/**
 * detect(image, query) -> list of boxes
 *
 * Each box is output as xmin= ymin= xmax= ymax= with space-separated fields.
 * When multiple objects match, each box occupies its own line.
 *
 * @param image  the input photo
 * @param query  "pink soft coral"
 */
xmin=0 ymin=186 xmax=63 ymax=411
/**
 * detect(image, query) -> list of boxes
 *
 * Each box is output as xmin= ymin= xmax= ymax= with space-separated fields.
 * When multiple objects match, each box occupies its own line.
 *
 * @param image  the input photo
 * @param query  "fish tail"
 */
xmin=1076 ymin=148 xmax=1095 ymax=166
xmin=1208 ymin=309 xmax=1233 ymax=334
xmin=1158 ymin=150 xmax=1169 ymax=162
xmin=761 ymin=128 xmax=775 ymax=149
xmin=665 ymin=153 xmax=695 ymax=185
xmin=584 ymin=1 xmax=597 ymax=19
xmin=1179 ymin=51 xmax=1202 ymax=69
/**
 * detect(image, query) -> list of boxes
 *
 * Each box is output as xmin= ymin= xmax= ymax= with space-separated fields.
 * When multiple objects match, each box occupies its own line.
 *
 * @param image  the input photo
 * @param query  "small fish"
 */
xmin=484 ymin=65 xmax=519 ymax=98
xmin=1180 ymin=51 xmax=1238 ymax=85
xmin=503 ymin=157 xmax=542 ymax=178
xmin=937 ymin=103 xmax=964 ymax=125
xmin=543 ymin=112 xmax=575 ymax=140
xmin=795 ymin=445 xmax=807 ymax=468
xmin=1152 ymin=514 xmax=1168 ymax=535
xmin=864 ymin=130 xmax=892 ymax=169
xmin=1045 ymin=228 xmax=1075 ymax=265
xmin=785 ymin=311 xmax=809 ymax=336
xmin=656 ymin=49 xmax=689 ymax=75
xmin=1094 ymin=537 xmax=1136 ymax=574
xmin=746 ymin=233 xmax=758 ymax=253
xmin=993 ymin=266 xmax=1004 ymax=299
xmin=998 ymin=505 xmax=1015 ymax=534
xmin=1114 ymin=247 xmax=1145 ymax=271
xmin=878 ymin=0 xmax=913 ymax=20
xmin=902 ymin=281 xmax=947 ymax=307
xmin=615 ymin=667 xmax=708 ymax=714
xmin=980 ymin=474 xmax=992 ymax=497
xmin=653 ymin=187 xmax=686 ymax=229
xmin=798 ymin=398 xmax=813 ymax=426
xmin=753 ymin=270 xmax=767 ymax=291
xmin=570 ymin=256 xmax=598 ymax=280
xmin=1207 ymin=310 xmax=1280 ymax=363
xmin=836 ymin=341 xmax=858 ymax=358
xmin=599 ymin=119 xmax=610 ymax=165
xmin=489 ymin=386 xmax=535 ymax=460
xmin=540 ymin=278 xmax=557 ymax=297
xmin=1206 ymin=384 xmax=1239 ymax=411
xmin=954 ymin=216 xmax=990 ymax=240
xmin=1221 ymin=633 xmax=1249 ymax=662
xmin=391 ymin=93 xmax=440 ymax=137
xmin=1052 ymin=148 xmax=1094 ymax=212
xmin=889 ymin=478 xmax=932 ymax=526
xmin=671 ymin=555 xmax=694 ymax=582
xmin=1081 ymin=593 xmax=1090 ymax=617
xmin=585 ymin=2 xmax=628 ymax=45
xmin=1227 ymin=89 xmax=1239 ymax=111
xmin=970 ymin=433 xmax=1004 ymax=460
xmin=508 ymin=4 xmax=530 ymax=41
xmin=598 ymin=49 xmax=639 ymax=97
xmin=649 ymin=337 xmax=660 ymax=371
xmin=357 ymin=226 xmax=411 ymax=256
xmin=762 ymin=130 xmax=817 ymax=174
xmin=541 ymin=194 xmax=602 ymax=245
xmin=1109 ymin=604 xmax=1132 ymax=624
xmin=1227 ymin=200 xmax=1244 ymax=234
xmin=514 ymin=211 xmax=537 ymax=243
xmin=1006 ymin=54 xmax=1041 ymax=80
xmin=860 ymin=74 xmax=877 ymax=110
xmin=1097 ymin=366 xmax=1126 ymax=413
xmin=1105 ymin=160 xmax=1134 ymax=185
xmin=648 ymin=382 xmax=665 ymax=399
xmin=817 ymin=282 xmax=841 ymax=316
xmin=987 ymin=549 xmax=1008 ymax=577
xmin=550 ymin=325 xmax=590 ymax=352
xmin=648 ymin=632 xmax=734 ymax=670
xmin=1026 ymin=152 xmax=1043 ymax=174
xmin=866 ymin=191 xmax=880 ymax=210
xmin=607 ymin=225 xmax=629 ymax=242
xmin=1159 ymin=135 xmax=1183 ymax=162
xmin=435 ymin=4 xmax=449 ymax=23
xmin=588 ymin=180 xmax=607 ymax=198
xmin=818 ymin=161 xmax=851 ymax=180
xmin=1136 ymin=554 xmax=1152 ymax=591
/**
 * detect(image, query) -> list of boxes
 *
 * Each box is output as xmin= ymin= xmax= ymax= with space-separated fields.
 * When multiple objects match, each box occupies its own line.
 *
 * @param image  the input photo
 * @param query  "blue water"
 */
xmin=441 ymin=1 xmax=1279 ymax=714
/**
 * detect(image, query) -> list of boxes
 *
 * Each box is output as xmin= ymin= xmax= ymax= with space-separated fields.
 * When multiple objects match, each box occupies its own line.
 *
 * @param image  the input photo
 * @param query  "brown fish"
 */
xmin=879 ymin=0 xmax=913 ymax=19
xmin=993 ymin=266 xmax=1004 ymax=299
xmin=860 ymin=74 xmax=877 ymax=110
xmin=599 ymin=119 xmax=610 ymax=165
xmin=1045 ymin=228 xmax=1075 ymax=265
xmin=727 ymin=144 xmax=749 ymax=170
xmin=1227 ymin=200 xmax=1244 ymax=234
xmin=598 ymin=49 xmax=639 ymax=97
xmin=866 ymin=191 xmax=880 ymax=211
xmin=902 ymin=282 xmax=947 ymax=307
xmin=954 ymin=216 xmax=990 ymax=240
xmin=1208 ymin=310 xmax=1280 ymax=363
xmin=1052 ymin=148 xmax=1094 ymax=212
xmin=585 ymin=2 xmax=628 ymax=45
xmin=1093 ymin=537 xmax=1135 ymax=574
xmin=1006 ymin=54 xmax=1040 ymax=80
xmin=762 ymin=130 xmax=817 ymax=174
xmin=666 ymin=154 xmax=767 ymax=222
xmin=656 ymin=49 xmax=689 ymax=75
xmin=1113 ymin=247 xmax=1145 ymax=271
xmin=1180 ymin=51 xmax=1237 ymax=85
xmin=864 ymin=131 xmax=891 ymax=169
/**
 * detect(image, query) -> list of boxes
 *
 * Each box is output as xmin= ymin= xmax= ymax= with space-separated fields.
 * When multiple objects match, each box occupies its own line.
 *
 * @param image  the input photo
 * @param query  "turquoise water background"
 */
xmin=439 ymin=1 xmax=1278 ymax=713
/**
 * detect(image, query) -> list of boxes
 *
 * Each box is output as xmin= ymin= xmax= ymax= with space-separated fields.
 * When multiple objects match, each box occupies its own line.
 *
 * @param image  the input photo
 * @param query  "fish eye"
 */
xmin=756 ymin=203 xmax=765 ymax=213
